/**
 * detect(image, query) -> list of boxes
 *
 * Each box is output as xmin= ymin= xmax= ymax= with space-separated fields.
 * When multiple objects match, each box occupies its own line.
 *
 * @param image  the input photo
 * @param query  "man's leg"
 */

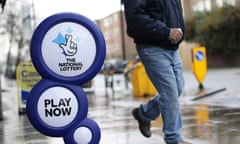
xmin=162 ymin=50 xmax=184 ymax=144
xmin=135 ymin=47 xmax=183 ymax=143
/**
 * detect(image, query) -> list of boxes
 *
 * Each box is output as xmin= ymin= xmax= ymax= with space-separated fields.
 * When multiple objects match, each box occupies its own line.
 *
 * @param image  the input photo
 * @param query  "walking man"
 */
xmin=123 ymin=0 xmax=190 ymax=144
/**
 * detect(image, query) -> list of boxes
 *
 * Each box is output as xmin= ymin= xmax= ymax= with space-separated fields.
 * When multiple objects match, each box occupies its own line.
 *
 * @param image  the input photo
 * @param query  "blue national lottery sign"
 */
xmin=30 ymin=12 xmax=106 ymax=85
xmin=27 ymin=12 xmax=105 ymax=144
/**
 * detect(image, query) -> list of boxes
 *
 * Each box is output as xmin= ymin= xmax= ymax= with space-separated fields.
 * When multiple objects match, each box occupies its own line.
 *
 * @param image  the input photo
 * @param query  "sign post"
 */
xmin=27 ymin=12 xmax=106 ymax=144
xmin=191 ymin=47 xmax=207 ymax=90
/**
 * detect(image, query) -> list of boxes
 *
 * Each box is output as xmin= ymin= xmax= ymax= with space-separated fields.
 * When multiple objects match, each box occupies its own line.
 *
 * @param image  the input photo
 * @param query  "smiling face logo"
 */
xmin=52 ymin=28 xmax=80 ymax=57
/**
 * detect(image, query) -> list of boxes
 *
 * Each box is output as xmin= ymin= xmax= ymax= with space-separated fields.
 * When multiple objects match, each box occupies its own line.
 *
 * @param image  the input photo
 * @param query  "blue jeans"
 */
xmin=136 ymin=46 xmax=184 ymax=143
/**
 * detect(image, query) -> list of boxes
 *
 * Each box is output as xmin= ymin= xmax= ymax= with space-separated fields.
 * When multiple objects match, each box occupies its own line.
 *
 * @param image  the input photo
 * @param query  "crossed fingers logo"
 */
xmin=53 ymin=30 xmax=79 ymax=57
xmin=59 ymin=34 xmax=77 ymax=56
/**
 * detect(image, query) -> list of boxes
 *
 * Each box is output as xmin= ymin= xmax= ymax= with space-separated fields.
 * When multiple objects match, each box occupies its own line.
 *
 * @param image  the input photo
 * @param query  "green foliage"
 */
xmin=184 ymin=5 xmax=240 ymax=58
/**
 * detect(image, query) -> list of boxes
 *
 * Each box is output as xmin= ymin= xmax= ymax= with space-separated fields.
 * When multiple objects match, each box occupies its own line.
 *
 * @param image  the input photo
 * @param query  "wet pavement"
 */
xmin=0 ymin=68 xmax=240 ymax=144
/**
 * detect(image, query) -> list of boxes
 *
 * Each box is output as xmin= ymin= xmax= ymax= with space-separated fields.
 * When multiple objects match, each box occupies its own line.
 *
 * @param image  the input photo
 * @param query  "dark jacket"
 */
xmin=124 ymin=0 xmax=185 ymax=50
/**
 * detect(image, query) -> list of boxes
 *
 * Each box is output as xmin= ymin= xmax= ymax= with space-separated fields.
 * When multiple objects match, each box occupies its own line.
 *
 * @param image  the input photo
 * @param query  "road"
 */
xmin=0 ymin=68 xmax=240 ymax=144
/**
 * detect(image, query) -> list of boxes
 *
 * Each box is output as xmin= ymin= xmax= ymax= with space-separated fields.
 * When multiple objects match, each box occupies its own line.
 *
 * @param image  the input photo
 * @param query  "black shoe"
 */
xmin=132 ymin=108 xmax=151 ymax=138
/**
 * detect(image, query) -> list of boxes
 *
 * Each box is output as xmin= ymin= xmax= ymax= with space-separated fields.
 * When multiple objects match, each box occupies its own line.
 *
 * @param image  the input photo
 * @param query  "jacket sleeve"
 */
xmin=124 ymin=0 xmax=170 ymax=40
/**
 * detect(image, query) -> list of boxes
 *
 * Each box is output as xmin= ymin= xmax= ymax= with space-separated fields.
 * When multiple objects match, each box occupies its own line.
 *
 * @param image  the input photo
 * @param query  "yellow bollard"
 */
xmin=192 ymin=47 xmax=207 ymax=89
xmin=131 ymin=62 xmax=157 ymax=97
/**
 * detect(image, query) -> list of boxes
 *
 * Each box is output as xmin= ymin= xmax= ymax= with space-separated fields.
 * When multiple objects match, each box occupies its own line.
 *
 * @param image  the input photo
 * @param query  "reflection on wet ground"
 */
xmin=0 ymin=73 xmax=240 ymax=144
xmin=2 ymin=100 xmax=240 ymax=144
xmin=181 ymin=105 xmax=240 ymax=144
xmin=88 ymin=93 xmax=240 ymax=144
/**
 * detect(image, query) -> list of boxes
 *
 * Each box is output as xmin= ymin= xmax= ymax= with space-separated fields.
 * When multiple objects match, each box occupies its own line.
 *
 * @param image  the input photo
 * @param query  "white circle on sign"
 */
xmin=42 ymin=22 xmax=96 ymax=77
xmin=37 ymin=86 xmax=78 ymax=127
xmin=195 ymin=51 xmax=204 ymax=61
xmin=74 ymin=127 xmax=92 ymax=144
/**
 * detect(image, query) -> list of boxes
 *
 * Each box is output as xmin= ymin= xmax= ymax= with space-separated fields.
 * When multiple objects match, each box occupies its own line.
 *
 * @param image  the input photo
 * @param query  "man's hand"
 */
xmin=168 ymin=28 xmax=183 ymax=44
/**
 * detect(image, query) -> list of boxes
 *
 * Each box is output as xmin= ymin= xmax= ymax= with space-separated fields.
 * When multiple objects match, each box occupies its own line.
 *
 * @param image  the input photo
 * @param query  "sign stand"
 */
xmin=192 ymin=47 xmax=207 ymax=90
xmin=27 ymin=12 xmax=106 ymax=144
